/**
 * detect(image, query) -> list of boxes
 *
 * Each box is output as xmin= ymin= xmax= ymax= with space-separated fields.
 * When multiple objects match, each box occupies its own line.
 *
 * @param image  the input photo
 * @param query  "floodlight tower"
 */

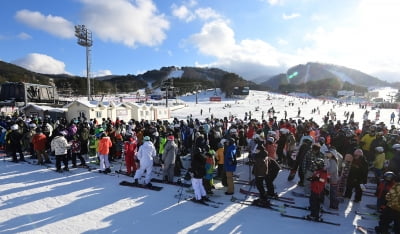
xmin=74 ymin=25 xmax=93 ymax=101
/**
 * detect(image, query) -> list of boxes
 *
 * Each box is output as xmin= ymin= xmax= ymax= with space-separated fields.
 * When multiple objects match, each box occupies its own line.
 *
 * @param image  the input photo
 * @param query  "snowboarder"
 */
xmin=133 ymin=136 xmax=156 ymax=187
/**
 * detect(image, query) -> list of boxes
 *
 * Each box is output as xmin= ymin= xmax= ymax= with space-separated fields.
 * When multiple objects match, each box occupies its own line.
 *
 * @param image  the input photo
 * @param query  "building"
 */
xmin=0 ymin=82 xmax=59 ymax=107
xmin=65 ymin=100 xmax=171 ymax=123
xmin=21 ymin=103 xmax=66 ymax=120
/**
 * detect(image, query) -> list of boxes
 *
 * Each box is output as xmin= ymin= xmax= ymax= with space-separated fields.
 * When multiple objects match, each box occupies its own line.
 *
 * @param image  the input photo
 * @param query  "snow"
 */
xmin=167 ymin=69 xmax=184 ymax=79
xmin=1 ymin=89 xmax=397 ymax=234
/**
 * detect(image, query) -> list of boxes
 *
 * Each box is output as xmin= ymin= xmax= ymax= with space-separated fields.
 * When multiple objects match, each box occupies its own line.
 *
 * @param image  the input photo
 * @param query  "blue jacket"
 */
xmin=224 ymin=144 xmax=237 ymax=172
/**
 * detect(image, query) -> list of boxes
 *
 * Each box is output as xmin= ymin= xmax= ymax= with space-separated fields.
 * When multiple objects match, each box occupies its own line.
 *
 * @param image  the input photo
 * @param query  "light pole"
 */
xmin=74 ymin=25 xmax=93 ymax=101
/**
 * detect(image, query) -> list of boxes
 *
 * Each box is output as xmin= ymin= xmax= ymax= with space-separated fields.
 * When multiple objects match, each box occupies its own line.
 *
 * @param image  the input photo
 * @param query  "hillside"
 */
xmin=260 ymin=62 xmax=390 ymax=90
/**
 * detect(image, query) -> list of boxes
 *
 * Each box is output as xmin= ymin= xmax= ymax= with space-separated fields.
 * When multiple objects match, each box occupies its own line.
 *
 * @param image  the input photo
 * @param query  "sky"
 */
xmin=1 ymin=0 xmax=400 ymax=82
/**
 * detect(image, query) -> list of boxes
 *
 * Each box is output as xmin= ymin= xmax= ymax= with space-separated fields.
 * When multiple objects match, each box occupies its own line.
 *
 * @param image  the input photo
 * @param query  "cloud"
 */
xmin=15 ymin=10 xmax=74 ymax=38
xmin=12 ymin=53 xmax=67 ymax=74
xmin=171 ymin=4 xmax=196 ymax=22
xmin=17 ymin=32 xmax=32 ymax=40
xmin=282 ymin=13 xmax=300 ymax=20
xmin=266 ymin=0 xmax=285 ymax=6
xmin=79 ymin=0 xmax=169 ymax=47
xmin=194 ymin=8 xmax=222 ymax=21
xmin=189 ymin=20 xmax=295 ymax=79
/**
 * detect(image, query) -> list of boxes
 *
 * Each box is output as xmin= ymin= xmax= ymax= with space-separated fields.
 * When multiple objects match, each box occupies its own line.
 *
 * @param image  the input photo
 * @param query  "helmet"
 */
xmin=383 ymin=171 xmax=396 ymax=181
xmin=312 ymin=158 xmax=325 ymax=170
xmin=375 ymin=146 xmax=384 ymax=153
xmin=302 ymin=136 xmax=313 ymax=144
xmin=11 ymin=124 xmax=18 ymax=131
xmin=143 ymin=136 xmax=151 ymax=141
xmin=167 ymin=135 xmax=174 ymax=141
xmin=354 ymin=149 xmax=363 ymax=156
xmin=392 ymin=144 xmax=400 ymax=151
xmin=267 ymin=137 xmax=275 ymax=143
xmin=319 ymin=137 xmax=325 ymax=144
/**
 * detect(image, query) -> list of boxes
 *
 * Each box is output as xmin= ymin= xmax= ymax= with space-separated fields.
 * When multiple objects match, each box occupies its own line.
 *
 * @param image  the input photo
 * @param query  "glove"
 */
xmin=307 ymin=176 xmax=319 ymax=182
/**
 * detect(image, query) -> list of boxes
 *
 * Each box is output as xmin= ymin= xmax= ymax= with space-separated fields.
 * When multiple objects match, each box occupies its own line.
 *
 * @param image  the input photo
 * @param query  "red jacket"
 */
xmin=124 ymin=139 xmax=137 ymax=157
xmin=32 ymin=133 xmax=47 ymax=151
xmin=311 ymin=169 xmax=328 ymax=194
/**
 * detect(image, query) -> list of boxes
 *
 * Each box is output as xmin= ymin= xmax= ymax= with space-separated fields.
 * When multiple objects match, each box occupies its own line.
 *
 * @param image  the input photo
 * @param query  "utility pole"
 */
xmin=75 ymin=25 xmax=93 ymax=101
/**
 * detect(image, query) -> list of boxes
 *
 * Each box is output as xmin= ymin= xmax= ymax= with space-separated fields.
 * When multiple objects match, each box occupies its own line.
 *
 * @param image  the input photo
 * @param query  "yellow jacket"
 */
xmin=360 ymin=134 xmax=376 ymax=151
xmin=373 ymin=152 xmax=386 ymax=169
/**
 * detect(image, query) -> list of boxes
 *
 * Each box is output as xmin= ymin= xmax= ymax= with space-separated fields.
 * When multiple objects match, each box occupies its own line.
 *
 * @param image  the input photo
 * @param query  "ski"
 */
xmin=119 ymin=180 xmax=163 ymax=191
xmin=230 ymin=196 xmax=284 ymax=212
xmin=188 ymin=198 xmax=219 ymax=208
xmin=174 ymin=194 xmax=223 ymax=205
xmin=283 ymin=204 xmax=339 ymax=216
xmin=151 ymin=178 xmax=191 ymax=188
xmin=355 ymin=225 xmax=375 ymax=233
xmin=355 ymin=211 xmax=379 ymax=217
xmin=291 ymin=191 xmax=310 ymax=198
xmin=239 ymin=188 xmax=295 ymax=204
xmin=280 ymin=213 xmax=340 ymax=226
xmin=97 ymin=169 xmax=116 ymax=176
xmin=365 ymin=204 xmax=377 ymax=210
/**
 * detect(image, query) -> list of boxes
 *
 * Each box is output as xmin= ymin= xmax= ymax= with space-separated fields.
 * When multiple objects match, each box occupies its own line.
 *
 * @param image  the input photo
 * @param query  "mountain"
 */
xmin=0 ymin=61 xmax=53 ymax=85
xmin=260 ymin=62 xmax=390 ymax=90
xmin=0 ymin=62 xmax=256 ymax=96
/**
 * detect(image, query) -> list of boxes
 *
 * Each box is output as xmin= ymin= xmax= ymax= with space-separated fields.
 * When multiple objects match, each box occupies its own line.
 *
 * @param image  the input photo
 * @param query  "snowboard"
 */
xmin=337 ymin=154 xmax=353 ymax=198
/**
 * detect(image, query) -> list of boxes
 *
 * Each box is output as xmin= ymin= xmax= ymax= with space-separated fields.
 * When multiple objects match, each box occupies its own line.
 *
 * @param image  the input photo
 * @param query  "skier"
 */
xmin=306 ymin=158 xmax=328 ymax=221
xmin=224 ymin=138 xmax=237 ymax=195
xmin=375 ymin=173 xmax=400 ymax=234
xmin=97 ymin=132 xmax=112 ymax=173
xmin=133 ymin=136 xmax=156 ymax=187
xmin=375 ymin=171 xmax=397 ymax=211
xmin=344 ymin=149 xmax=368 ymax=202
xmin=51 ymin=130 xmax=71 ymax=172
xmin=215 ymin=141 xmax=225 ymax=179
xmin=124 ymin=135 xmax=137 ymax=176
xmin=372 ymin=146 xmax=386 ymax=183
xmin=7 ymin=124 xmax=25 ymax=162
xmin=302 ymin=143 xmax=324 ymax=196
xmin=204 ymin=150 xmax=215 ymax=194
xmin=324 ymin=149 xmax=339 ymax=210
xmin=162 ymin=135 xmax=178 ymax=183
xmin=189 ymin=148 xmax=208 ymax=203
xmin=31 ymin=127 xmax=51 ymax=165
xmin=252 ymin=145 xmax=269 ymax=200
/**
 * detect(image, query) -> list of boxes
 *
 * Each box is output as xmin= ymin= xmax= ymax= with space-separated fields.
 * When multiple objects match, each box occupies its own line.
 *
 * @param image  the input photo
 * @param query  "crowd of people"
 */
xmin=1 ymin=105 xmax=400 ymax=233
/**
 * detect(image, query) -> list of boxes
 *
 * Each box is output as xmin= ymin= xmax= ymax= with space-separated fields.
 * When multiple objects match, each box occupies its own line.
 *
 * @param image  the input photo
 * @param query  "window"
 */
xmin=96 ymin=111 xmax=102 ymax=118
